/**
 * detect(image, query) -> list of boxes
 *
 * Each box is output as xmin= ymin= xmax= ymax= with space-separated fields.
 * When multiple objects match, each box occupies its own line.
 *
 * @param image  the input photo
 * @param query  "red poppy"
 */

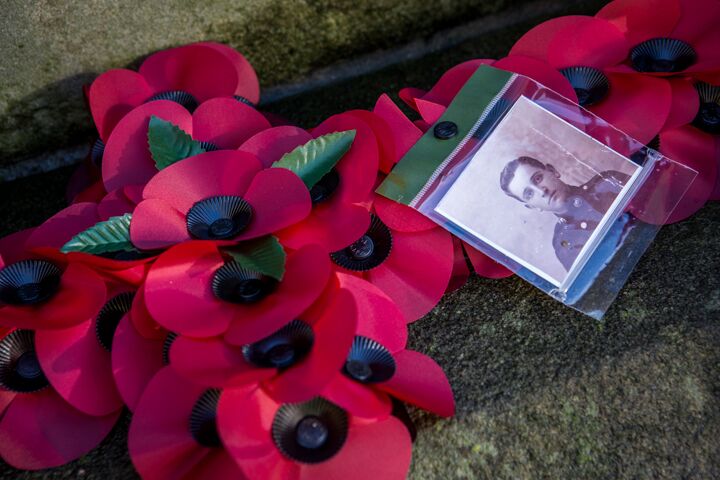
xmin=128 ymin=367 xmax=246 ymax=479
xmin=0 ymin=229 xmax=107 ymax=331
xmin=89 ymin=42 xmax=260 ymax=142
xmin=321 ymin=273 xmax=454 ymax=419
xmin=103 ymin=98 xmax=271 ymax=192
xmin=630 ymin=125 xmax=719 ymax=224
xmin=33 ymin=282 xmax=134 ymax=417
xmin=597 ymin=0 xmax=720 ymax=84
xmin=271 ymin=112 xmax=382 ymax=251
xmin=24 ymin=200 xmax=153 ymax=286
xmin=129 ymin=150 xmax=311 ymax=250
xmin=218 ymin=386 xmax=412 ymax=479
xmin=509 ymin=16 xmax=678 ymax=144
xmin=168 ymin=286 xmax=357 ymax=405
xmin=0 ymin=328 xmax=120 ymax=470
xmin=144 ymin=241 xmax=330 ymax=343
xmin=329 ymin=194 xmax=454 ymax=323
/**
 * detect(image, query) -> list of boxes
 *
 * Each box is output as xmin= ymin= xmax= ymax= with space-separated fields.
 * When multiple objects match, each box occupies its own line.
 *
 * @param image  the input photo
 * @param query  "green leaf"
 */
xmin=147 ymin=115 xmax=206 ymax=170
xmin=225 ymin=236 xmax=286 ymax=281
xmin=61 ymin=213 xmax=136 ymax=255
xmin=272 ymin=130 xmax=356 ymax=189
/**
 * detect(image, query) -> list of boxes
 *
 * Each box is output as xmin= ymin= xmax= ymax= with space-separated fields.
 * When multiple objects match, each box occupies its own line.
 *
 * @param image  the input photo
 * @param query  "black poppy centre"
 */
xmin=693 ymin=83 xmax=720 ymax=134
xmin=0 ymin=259 xmax=62 ymax=306
xmin=243 ymin=319 xmax=314 ymax=369
xmin=630 ymin=38 xmax=697 ymax=73
xmin=330 ymin=215 xmax=392 ymax=271
xmin=559 ymin=66 xmax=610 ymax=107
xmin=0 ymin=329 xmax=49 ymax=393
xmin=96 ymin=292 xmax=135 ymax=351
xmin=189 ymin=388 xmax=222 ymax=448
xmin=212 ymin=262 xmax=277 ymax=304
xmin=272 ymin=397 xmax=348 ymax=464
xmin=186 ymin=195 xmax=253 ymax=240
xmin=146 ymin=90 xmax=199 ymax=112
xmin=343 ymin=336 xmax=396 ymax=384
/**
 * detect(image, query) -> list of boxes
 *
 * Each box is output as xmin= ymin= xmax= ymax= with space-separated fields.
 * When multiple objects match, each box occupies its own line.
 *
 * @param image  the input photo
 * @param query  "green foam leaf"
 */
xmin=61 ymin=213 xmax=136 ymax=255
xmin=147 ymin=115 xmax=206 ymax=170
xmin=272 ymin=130 xmax=356 ymax=188
xmin=225 ymin=236 xmax=286 ymax=281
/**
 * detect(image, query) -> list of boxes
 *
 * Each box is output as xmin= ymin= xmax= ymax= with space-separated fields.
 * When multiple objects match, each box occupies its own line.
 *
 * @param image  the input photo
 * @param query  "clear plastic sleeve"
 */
xmin=378 ymin=66 xmax=697 ymax=319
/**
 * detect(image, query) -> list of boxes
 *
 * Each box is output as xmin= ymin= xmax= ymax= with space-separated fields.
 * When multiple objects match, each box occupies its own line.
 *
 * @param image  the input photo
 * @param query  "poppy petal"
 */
xmin=312 ymin=113 xmax=379 ymax=203
xmin=663 ymin=78 xmax=700 ymax=131
xmin=379 ymin=349 xmax=455 ymax=417
xmin=347 ymin=110 xmax=398 ymax=175
xmin=493 ymin=56 xmax=578 ymax=101
xmin=98 ymin=188 xmax=137 ymax=220
xmin=103 ymin=100 xmax=193 ymax=192
xmin=144 ymin=241 xmax=234 ymax=337
xmin=373 ymin=94 xmax=423 ymax=169
xmin=192 ymin=98 xmax=271 ymax=149
xmin=234 ymin=168 xmax=312 ymax=241
xmin=596 ymin=0 xmax=680 ymax=46
xmin=25 ymin=202 xmax=100 ymax=250
xmin=139 ymin=44 xmax=238 ymax=102
xmin=129 ymin=367 xmax=217 ymax=480
xmin=195 ymin=42 xmax=260 ymax=103
xmin=185 ymin=449 xmax=246 ymax=479
xmin=510 ymin=16 xmax=590 ymax=61
xmin=660 ymin=126 xmax=718 ymax=223
xmin=0 ymin=263 xmax=106 ymax=330
xmin=0 ymin=389 xmax=119 ymax=470
xmin=422 ymin=59 xmax=495 ymax=106
xmin=464 ymin=242 xmax=514 ymax=278
xmin=373 ymin=195 xmax=436 ymax=232
xmin=546 ymin=17 xmax=629 ymax=69
xmin=446 ymin=237 xmax=471 ymax=293
xmin=88 ymin=69 xmax=154 ymax=141
xmin=111 ymin=315 xmax=164 ymax=411
xmin=130 ymin=285 xmax=167 ymax=340
xmin=276 ymin=201 xmax=371 ymax=252
xmin=169 ymin=335 xmax=274 ymax=388
xmin=415 ymin=98 xmax=446 ymax=125
xmin=0 ymin=228 xmax=35 ymax=266
xmin=336 ymin=273 xmax=408 ymax=352
xmin=320 ymin=374 xmax=393 ymax=419
xmin=239 ymin=126 xmax=313 ymax=168
xmin=141 ymin=150 xmax=263 ymax=214
xmin=589 ymin=72 xmax=672 ymax=146
xmin=264 ymin=289 xmax=357 ymax=403
xmin=300 ymin=417 xmax=412 ymax=480
xmin=129 ymin=198 xmax=189 ymax=251
xmin=35 ymin=319 xmax=124 ymax=416
xmin=224 ymin=244 xmax=332 ymax=345
xmin=398 ymin=87 xmax=426 ymax=110
xmin=368 ymin=227 xmax=454 ymax=323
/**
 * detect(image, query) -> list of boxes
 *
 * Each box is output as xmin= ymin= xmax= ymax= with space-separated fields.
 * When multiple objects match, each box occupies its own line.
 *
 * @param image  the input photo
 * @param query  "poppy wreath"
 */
xmin=1 ymin=1 xmax=717 ymax=477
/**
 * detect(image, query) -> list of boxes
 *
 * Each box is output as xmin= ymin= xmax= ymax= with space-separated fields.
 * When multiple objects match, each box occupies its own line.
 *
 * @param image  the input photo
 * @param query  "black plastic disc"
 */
xmin=189 ymin=388 xmax=222 ymax=448
xmin=330 ymin=215 xmax=393 ymax=271
xmin=233 ymin=95 xmax=255 ymax=107
xmin=433 ymin=121 xmax=458 ymax=140
xmin=162 ymin=332 xmax=178 ymax=366
xmin=242 ymin=319 xmax=314 ymax=369
xmin=272 ymin=397 xmax=348 ymax=464
xmin=692 ymin=82 xmax=720 ymax=134
xmin=0 ymin=259 xmax=62 ymax=306
xmin=212 ymin=262 xmax=277 ymax=304
xmin=343 ymin=336 xmax=396 ymax=384
xmin=186 ymin=195 xmax=253 ymax=240
xmin=309 ymin=169 xmax=340 ymax=204
xmin=146 ymin=90 xmax=199 ymax=112
xmin=95 ymin=292 xmax=135 ymax=351
xmin=198 ymin=141 xmax=219 ymax=152
xmin=0 ymin=330 xmax=49 ymax=393
xmin=559 ymin=66 xmax=610 ymax=106
xmin=91 ymin=138 xmax=105 ymax=168
xmin=97 ymin=248 xmax=158 ymax=261
xmin=630 ymin=38 xmax=696 ymax=73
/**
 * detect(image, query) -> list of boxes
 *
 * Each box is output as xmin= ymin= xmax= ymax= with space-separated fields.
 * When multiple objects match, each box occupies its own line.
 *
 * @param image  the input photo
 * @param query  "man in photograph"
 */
xmin=499 ymin=156 xmax=630 ymax=271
